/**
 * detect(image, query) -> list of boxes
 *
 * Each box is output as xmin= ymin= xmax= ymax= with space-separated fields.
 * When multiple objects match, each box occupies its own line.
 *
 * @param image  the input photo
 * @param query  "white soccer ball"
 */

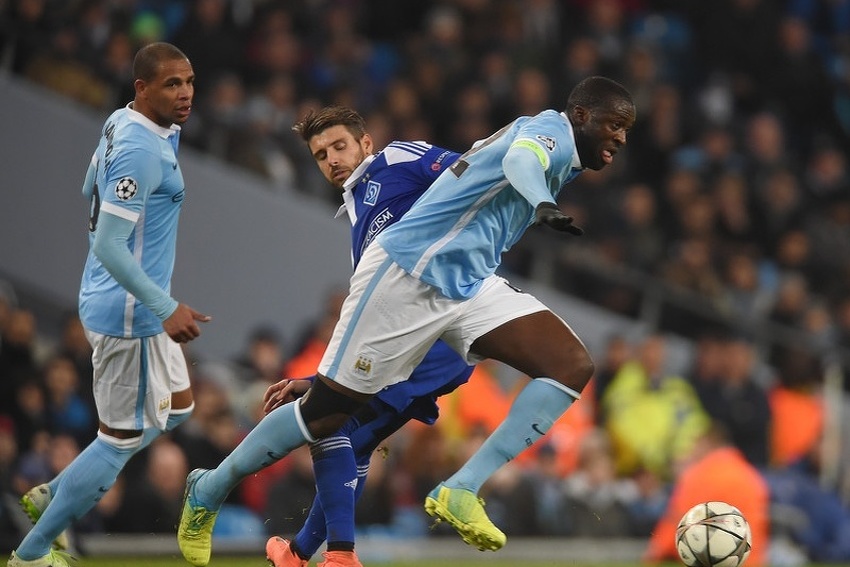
xmin=676 ymin=501 xmax=752 ymax=567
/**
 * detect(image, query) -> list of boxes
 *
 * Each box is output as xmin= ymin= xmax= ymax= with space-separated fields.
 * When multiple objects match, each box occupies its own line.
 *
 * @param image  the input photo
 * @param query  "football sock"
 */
xmin=139 ymin=405 xmax=194 ymax=448
xmin=443 ymin=378 xmax=578 ymax=493
xmin=17 ymin=434 xmax=136 ymax=560
xmin=193 ymin=401 xmax=312 ymax=509
xmin=46 ymin=406 xmax=193 ymax=497
xmin=298 ymin=436 xmax=357 ymax=554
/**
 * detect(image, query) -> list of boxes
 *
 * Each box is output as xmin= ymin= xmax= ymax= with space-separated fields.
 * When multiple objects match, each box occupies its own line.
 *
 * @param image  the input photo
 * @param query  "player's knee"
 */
xmin=572 ymin=347 xmax=595 ymax=386
xmin=550 ymin=343 xmax=595 ymax=390
xmin=97 ymin=430 xmax=143 ymax=451
xmin=299 ymin=377 xmax=366 ymax=438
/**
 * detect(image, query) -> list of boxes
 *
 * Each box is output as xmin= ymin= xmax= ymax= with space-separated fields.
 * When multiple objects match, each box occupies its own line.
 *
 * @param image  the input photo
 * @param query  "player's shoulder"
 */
xmin=379 ymin=140 xmax=436 ymax=165
xmin=527 ymin=108 xmax=569 ymax=129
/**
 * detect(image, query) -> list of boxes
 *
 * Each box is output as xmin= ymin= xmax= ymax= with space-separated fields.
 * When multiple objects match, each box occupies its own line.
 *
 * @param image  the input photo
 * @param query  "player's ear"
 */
xmin=571 ymin=105 xmax=589 ymax=126
xmin=361 ymin=133 xmax=374 ymax=155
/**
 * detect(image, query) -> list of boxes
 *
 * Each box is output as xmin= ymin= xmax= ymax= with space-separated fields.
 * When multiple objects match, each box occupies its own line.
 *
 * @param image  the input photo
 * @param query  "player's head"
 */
xmin=132 ymin=42 xmax=194 ymax=127
xmin=293 ymin=106 xmax=374 ymax=189
xmin=566 ymin=76 xmax=635 ymax=171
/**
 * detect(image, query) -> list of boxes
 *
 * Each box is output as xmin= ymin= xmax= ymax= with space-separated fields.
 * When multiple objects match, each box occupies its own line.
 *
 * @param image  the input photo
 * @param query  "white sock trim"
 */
xmin=97 ymin=430 xmax=142 ymax=450
xmin=293 ymin=401 xmax=317 ymax=443
xmin=170 ymin=402 xmax=194 ymax=415
xmin=535 ymin=377 xmax=581 ymax=400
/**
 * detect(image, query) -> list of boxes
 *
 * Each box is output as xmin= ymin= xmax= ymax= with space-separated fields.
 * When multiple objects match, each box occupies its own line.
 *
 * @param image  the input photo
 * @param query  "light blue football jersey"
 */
xmin=79 ymin=105 xmax=185 ymax=337
xmin=377 ymin=110 xmax=583 ymax=299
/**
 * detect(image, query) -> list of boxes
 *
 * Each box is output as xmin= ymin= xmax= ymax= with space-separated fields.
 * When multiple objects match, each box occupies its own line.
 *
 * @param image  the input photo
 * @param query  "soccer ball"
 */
xmin=676 ymin=501 xmax=752 ymax=567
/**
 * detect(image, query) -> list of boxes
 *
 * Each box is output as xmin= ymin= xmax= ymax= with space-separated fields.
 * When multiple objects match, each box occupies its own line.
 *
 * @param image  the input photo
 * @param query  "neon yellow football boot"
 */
xmin=177 ymin=469 xmax=219 ymax=567
xmin=424 ymin=483 xmax=506 ymax=551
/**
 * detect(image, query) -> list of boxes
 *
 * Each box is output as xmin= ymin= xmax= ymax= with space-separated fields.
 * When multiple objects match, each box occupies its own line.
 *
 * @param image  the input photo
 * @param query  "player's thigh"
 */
xmin=163 ymin=336 xmax=192 ymax=410
xmin=456 ymin=276 xmax=593 ymax=386
xmin=86 ymin=329 xmax=188 ymax=430
xmin=318 ymin=244 xmax=459 ymax=395
xmin=345 ymin=400 xmax=410 ymax=459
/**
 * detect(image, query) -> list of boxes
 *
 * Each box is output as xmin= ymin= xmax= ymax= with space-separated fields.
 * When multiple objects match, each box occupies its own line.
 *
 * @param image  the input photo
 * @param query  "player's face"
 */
xmin=135 ymin=58 xmax=195 ymax=127
xmin=572 ymin=98 xmax=635 ymax=171
xmin=308 ymin=125 xmax=374 ymax=189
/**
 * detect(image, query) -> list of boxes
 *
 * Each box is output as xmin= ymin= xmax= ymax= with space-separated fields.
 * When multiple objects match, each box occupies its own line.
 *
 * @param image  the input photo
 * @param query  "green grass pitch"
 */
xmin=76 ymin=558 xmax=661 ymax=567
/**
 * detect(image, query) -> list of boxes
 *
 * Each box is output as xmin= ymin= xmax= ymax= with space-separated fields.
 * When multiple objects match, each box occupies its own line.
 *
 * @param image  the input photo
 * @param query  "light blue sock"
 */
xmin=46 ymin=407 xmax=193 ymax=496
xmin=138 ymin=405 xmax=194 ymax=448
xmin=17 ymin=435 xmax=136 ymax=560
xmin=443 ymin=378 xmax=578 ymax=494
xmin=193 ymin=401 xmax=312 ymax=509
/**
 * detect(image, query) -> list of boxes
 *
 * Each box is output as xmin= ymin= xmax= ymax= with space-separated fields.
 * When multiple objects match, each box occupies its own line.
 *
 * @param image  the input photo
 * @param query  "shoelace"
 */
xmin=185 ymin=509 xmax=216 ymax=537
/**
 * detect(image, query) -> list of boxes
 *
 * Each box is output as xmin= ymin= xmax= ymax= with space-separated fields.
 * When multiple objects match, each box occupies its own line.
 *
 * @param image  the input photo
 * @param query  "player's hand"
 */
xmin=263 ymin=378 xmax=311 ymax=415
xmin=163 ymin=303 xmax=211 ymax=343
xmin=534 ymin=202 xmax=583 ymax=235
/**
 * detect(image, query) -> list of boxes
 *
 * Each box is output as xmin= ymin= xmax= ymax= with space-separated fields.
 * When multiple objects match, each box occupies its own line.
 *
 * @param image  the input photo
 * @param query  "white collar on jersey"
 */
xmin=334 ymin=153 xmax=377 ymax=221
xmin=125 ymin=102 xmax=181 ymax=139
xmin=561 ymin=111 xmax=583 ymax=171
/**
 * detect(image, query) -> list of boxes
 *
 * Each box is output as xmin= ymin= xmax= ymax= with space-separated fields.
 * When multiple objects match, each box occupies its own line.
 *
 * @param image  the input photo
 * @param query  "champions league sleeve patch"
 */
xmin=114 ymin=177 xmax=138 ymax=201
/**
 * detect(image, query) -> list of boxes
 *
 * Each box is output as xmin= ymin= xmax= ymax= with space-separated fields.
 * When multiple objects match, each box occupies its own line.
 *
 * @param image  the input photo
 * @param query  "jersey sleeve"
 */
xmin=501 ymin=114 xmax=566 ymax=207
xmin=81 ymin=152 xmax=97 ymax=201
xmin=419 ymin=146 xmax=460 ymax=182
xmin=91 ymin=212 xmax=178 ymax=321
xmin=100 ymin=144 xmax=163 ymax=223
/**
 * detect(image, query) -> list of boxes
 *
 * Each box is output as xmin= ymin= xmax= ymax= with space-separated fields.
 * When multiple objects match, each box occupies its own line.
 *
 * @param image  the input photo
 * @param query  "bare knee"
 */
xmin=298 ymin=376 xmax=369 ymax=440
xmin=550 ymin=343 xmax=595 ymax=391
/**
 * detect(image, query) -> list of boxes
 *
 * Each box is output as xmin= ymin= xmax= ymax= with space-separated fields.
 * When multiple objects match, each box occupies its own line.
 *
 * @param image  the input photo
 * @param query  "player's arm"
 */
xmin=502 ymin=135 xmax=583 ymax=235
xmin=92 ymin=211 xmax=178 ymax=320
xmin=81 ymin=153 xmax=97 ymax=201
xmin=502 ymin=136 xmax=553 ymax=208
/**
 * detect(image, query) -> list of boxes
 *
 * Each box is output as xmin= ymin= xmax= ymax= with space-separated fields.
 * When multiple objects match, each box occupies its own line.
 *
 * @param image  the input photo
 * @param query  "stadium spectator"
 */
xmin=643 ymin=422 xmax=770 ymax=567
xmin=694 ymin=335 xmax=772 ymax=467
xmin=601 ymin=334 xmax=710 ymax=478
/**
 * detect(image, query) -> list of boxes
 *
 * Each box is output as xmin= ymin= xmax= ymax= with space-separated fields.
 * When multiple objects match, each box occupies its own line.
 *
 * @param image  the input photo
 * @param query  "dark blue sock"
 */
xmin=298 ymin=435 xmax=356 ymax=554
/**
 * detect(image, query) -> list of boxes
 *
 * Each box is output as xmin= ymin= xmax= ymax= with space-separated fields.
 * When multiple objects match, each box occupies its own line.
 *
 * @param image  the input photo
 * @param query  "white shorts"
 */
xmin=318 ymin=243 xmax=547 ymax=394
xmin=85 ymin=329 xmax=191 ymax=430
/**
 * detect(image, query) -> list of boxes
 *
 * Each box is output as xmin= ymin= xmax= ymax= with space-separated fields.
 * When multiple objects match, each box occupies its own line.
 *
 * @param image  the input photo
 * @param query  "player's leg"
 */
xmin=139 ymin=338 xmax=195 ymax=447
xmin=12 ymin=332 xmax=160 ymax=566
xmin=426 ymin=276 xmax=593 ymax=550
xmin=287 ymin=402 xmax=408 ymax=561
xmin=179 ymin=378 xmax=366 ymax=567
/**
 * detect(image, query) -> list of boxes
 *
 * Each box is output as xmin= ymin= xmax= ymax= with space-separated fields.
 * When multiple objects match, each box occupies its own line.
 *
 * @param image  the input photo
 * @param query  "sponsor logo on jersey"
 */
xmin=364 ymin=180 xmax=381 ymax=206
xmin=432 ymin=150 xmax=453 ymax=170
xmin=363 ymin=208 xmax=393 ymax=249
xmin=536 ymin=135 xmax=557 ymax=151
xmin=114 ymin=177 xmax=138 ymax=200
xmin=353 ymin=355 xmax=373 ymax=376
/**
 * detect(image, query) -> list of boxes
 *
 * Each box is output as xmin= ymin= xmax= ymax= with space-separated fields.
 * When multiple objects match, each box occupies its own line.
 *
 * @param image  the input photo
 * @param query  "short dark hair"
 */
xmin=566 ymin=76 xmax=632 ymax=112
xmin=292 ymin=105 xmax=367 ymax=142
xmin=133 ymin=42 xmax=189 ymax=82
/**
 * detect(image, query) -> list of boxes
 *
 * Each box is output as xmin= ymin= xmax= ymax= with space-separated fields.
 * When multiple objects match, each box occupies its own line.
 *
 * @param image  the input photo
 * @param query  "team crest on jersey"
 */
xmin=536 ymin=135 xmax=557 ymax=152
xmin=353 ymin=355 xmax=373 ymax=376
xmin=158 ymin=397 xmax=171 ymax=412
xmin=364 ymin=180 xmax=381 ymax=206
xmin=114 ymin=177 xmax=138 ymax=200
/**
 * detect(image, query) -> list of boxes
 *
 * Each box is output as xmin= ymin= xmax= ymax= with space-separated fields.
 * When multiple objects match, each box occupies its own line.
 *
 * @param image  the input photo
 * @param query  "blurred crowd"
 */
xmin=2 ymin=0 xmax=850 ymax=563
xmin=3 ymin=0 xmax=849 ymax=369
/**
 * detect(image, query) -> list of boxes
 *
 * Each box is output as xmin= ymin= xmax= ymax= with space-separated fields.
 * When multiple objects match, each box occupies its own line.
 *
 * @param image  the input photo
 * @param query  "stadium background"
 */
xmin=1 ymin=0 xmax=850 ymax=564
